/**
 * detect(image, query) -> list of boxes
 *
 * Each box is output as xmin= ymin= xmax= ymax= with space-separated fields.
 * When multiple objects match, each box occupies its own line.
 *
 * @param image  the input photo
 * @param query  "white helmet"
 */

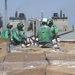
xmin=42 ymin=18 xmax=47 ymax=23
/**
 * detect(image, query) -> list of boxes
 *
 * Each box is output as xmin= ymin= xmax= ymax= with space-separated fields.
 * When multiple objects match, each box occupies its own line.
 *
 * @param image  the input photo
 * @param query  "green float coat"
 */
xmin=1 ymin=28 xmax=11 ymax=38
xmin=37 ymin=25 xmax=53 ymax=43
xmin=51 ymin=24 xmax=59 ymax=35
xmin=12 ymin=27 xmax=25 ymax=42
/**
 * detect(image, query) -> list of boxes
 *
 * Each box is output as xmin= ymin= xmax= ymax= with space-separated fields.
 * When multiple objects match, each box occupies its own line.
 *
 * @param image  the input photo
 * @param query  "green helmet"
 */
xmin=47 ymin=19 xmax=53 ymax=27
xmin=47 ymin=19 xmax=53 ymax=24
xmin=7 ymin=23 xmax=13 ymax=29
xmin=17 ymin=22 xmax=24 ymax=30
xmin=17 ymin=22 xmax=24 ymax=27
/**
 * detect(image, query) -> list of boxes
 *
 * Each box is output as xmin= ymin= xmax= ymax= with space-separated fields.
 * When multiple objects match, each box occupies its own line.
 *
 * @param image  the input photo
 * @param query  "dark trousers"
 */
xmin=13 ymin=37 xmax=27 ymax=45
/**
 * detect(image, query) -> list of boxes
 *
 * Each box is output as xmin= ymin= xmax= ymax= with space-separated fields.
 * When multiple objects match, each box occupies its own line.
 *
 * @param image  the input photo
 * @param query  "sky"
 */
xmin=0 ymin=0 xmax=75 ymax=25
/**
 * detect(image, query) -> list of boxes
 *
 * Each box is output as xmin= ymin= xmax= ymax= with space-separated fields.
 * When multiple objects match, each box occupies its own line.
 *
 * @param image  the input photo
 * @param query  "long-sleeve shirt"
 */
xmin=12 ymin=27 xmax=25 ymax=42
xmin=37 ymin=25 xmax=53 ymax=43
xmin=1 ymin=28 xmax=11 ymax=39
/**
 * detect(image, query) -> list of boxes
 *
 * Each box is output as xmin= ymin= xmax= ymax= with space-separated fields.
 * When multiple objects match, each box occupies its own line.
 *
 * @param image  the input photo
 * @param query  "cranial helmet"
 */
xmin=42 ymin=18 xmax=47 ymax=25
xmin=17 ymin=22 xmax=24 ymax=30
xmin=47 ymin=19 xmax=53 ymax=27
xmin=17 ymin=22 xmax=24 ymax=27
xmin=48 ymin=19 xmax=53 ymax=24
xmin=7 ymin=23 xmax=13 ymax=29
xmin=42 ymin=18 xmax=47 ymax=23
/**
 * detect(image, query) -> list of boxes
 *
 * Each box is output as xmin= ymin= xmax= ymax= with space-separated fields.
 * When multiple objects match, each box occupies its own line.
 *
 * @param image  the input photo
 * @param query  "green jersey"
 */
xmin=12 ymin=27 xmax=25 ymax=42
xmin=51 ymin=24 xmax=59 ymax=35
xmin=37 ymin=25 xmax=53 ymax=43
xmin=1 ymin=28 xmax=11 ymax=39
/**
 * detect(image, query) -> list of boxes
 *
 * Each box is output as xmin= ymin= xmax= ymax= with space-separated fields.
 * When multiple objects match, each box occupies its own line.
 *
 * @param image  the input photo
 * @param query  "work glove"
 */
xmin=56 ymin=36 xmax=60 ymax=42
xmin=52 ymin=34 xmax=57 ymax=39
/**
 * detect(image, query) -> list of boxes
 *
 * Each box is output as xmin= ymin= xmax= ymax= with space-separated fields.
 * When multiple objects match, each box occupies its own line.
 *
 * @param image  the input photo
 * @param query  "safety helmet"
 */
xmin=42 ymin=18 xmax=47 ymax=25
xmin=47 ymin=19 xmax=53 ymax=27
xmin=47 ymin=19 xmax=53 ymax=24
xmin=7 ymin=23 xmax=13 ymax=29
xmin=17 ymin=22 xmax=24 ymax=30
xmin=17 ymin=22 xmax=24 ymax=27
xmin=42 ymin=18 xmax=47 ymax=23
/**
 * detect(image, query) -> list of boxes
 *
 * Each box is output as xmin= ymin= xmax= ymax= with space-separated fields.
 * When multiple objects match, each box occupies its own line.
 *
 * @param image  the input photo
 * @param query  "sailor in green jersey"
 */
xmin=47 ymin=19 xmax=59 ymax=37
xmin=37 ymin=18 xmax=53 ymax=48
xmin=1 ymin=23 xmax=13 ymax=39
xmin=47 ymin=19 xmax=60 ymax=48
xmin=12 ymin=22 xmax=27 ymax=48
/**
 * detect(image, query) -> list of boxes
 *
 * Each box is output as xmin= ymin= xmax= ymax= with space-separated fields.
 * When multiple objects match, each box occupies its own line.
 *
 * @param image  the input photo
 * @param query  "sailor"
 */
xmin=1 ymin=23 xmax=13 ymax=39
xmin=37 ymin=18 xmax=53 ymax=48
xmin=47 ymin=19 xmax=60 ymax=48
xmin=11 ymin=22 xmax=27 ymax=48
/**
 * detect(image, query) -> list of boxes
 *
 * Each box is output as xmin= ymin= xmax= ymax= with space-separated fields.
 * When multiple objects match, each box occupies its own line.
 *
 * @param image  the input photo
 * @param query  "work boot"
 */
xmin=54 ymin=46 xmax=62 ymax=53
xmin=21 ymin=44 xmax=26 ymax=48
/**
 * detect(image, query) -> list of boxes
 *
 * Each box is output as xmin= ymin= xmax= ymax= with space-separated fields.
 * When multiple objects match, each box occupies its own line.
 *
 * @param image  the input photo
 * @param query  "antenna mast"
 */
xmin=5 ymin=0 xmax=8 ymax=28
